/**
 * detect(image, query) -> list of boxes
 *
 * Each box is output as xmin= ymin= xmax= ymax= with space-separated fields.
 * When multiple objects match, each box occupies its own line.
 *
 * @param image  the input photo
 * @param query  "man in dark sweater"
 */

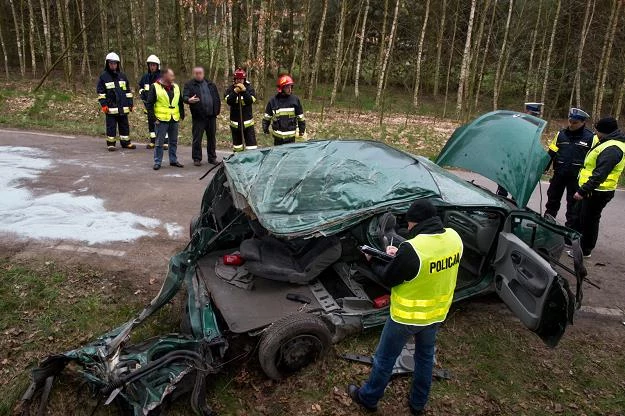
xmin=348 ymin=200 xmax=463 ymax=416
xmin=183 ymin=67 xmax=221 ymax=166
xmin=569 ymin=117 xmax=625 ymax=257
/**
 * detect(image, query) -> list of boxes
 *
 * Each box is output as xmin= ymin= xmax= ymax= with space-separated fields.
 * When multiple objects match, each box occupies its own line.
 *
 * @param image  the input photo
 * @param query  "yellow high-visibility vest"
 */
xmin=153 ymin=82 xmax=181 ymax=122
xmin=390 ymin=228 xmax=463 ymax=326
xmin=578 ymin=139 xmax=625 ymax=191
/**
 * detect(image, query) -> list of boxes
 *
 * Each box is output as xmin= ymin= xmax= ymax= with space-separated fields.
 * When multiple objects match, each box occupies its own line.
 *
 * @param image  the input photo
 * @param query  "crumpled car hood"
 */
xmin=435 ymin=110 xmax=549 ymax=208
xmin=223 ymin=140 xmax=441 ymax=237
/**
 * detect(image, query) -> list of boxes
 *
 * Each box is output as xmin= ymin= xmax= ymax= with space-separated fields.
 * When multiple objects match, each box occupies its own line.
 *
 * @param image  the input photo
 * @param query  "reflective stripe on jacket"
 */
xmin=262 ymin=93 xmax=306 ymax=139
xmin=390 ymin=228 xmax=463 ymax=326
xmin=225 ymin=81 xmax=257 ymax=129
xmin=153 ymin=82 xmax=181 ymax=122
xmin=548 ymin=127 xmax=597 ymax=169
xmin=96 ymin=70 xmax=133 ymax=114
xmin=578 ymin=139 xmax=625 ymax=191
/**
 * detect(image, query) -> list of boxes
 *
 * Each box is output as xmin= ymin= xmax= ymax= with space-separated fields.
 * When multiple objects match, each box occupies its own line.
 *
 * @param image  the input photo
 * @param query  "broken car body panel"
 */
xmin=435 ymin=110 xmax=550 ymax=208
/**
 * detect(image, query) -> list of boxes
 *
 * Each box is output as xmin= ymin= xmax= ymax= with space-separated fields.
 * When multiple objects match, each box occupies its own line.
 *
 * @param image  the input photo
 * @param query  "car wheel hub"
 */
xmin=277 ymin=335 xmax=323 ymax=373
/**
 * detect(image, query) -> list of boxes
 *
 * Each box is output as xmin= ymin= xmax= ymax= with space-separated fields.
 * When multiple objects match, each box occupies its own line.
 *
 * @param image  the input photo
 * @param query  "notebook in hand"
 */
xmin=359 ymin=245 xmax=395 ymax=262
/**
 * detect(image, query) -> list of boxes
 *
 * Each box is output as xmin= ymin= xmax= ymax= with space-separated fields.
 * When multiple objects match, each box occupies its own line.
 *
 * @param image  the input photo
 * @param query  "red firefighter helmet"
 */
xmin=276 ymin=74 xmax=294 ymax=92
xmin=233 ymin=68 xmax=246 ymax=80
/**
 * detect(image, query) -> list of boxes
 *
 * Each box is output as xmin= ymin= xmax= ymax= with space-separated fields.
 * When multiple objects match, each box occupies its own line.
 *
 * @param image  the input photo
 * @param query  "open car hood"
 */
xmin=223 ymin=140 xmax=441 ymax=237
xmin=435 ymin=111 xmax=549 ymax=208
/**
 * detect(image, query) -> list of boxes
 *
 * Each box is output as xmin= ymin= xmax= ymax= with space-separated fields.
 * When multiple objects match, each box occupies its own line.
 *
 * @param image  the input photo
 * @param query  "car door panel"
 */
xmin=494 ymin=232 xmax=572 ymax=347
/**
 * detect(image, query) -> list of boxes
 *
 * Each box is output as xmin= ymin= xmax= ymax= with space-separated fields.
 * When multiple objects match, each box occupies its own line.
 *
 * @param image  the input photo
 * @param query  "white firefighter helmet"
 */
xmin=105 ymin=52 xmax=120 ymax=63
xmin=146 ymin=55 xmax=160 ymax=65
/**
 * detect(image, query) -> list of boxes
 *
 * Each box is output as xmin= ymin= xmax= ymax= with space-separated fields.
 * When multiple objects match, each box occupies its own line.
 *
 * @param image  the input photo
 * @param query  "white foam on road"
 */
xmin=0 ymin=146 xmax=162 ymax=244
xmin=165 ymin=223 xmax=185 ymax=239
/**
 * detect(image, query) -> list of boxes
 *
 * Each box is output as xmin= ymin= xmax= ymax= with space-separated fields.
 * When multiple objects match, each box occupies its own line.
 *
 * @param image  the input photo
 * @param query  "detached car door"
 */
xmin=493 ymin=212 xmax=577 ymax=347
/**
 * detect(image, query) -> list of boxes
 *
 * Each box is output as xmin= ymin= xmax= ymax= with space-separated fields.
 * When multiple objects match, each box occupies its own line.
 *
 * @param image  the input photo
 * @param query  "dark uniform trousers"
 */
xmin=231 ymin=126 xmax=257 ymax=148
xmin=545 ymin=169 xmax=579 ymax=226
xmin=192 ymin=116 xmax=217 ymax=162
xmin=569 ymin=191 xmax=615 ymax=256
xmin=105 ymin=114 xmax=130 ymax=145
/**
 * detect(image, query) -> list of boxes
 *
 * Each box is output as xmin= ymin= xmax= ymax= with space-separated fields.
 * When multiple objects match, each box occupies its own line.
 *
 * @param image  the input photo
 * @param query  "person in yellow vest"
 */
xmin=569 ymin=117 xmax=625 ymax=258
xmin=348 ymin=199 xmax=463 ymax=416
xmin=145 ymin=68 xmax=185 ymax=170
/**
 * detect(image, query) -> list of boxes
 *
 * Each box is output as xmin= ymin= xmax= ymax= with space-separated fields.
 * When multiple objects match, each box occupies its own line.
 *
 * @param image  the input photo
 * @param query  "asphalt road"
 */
xmin=0 ymin=128 xmax=623 ymax=316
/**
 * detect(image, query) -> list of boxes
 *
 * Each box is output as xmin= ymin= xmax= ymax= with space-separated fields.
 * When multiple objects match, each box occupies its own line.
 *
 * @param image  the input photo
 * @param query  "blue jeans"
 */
xmin=359 ymin=317 xmax=439 ymax=410
xmin=154 ymin=120 xmax=179 ymax=165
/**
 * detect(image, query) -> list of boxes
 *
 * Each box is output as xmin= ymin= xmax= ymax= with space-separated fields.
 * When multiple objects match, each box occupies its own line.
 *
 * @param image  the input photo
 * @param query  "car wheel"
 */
xmin=258 ymin=313 xmax=332 ymax=380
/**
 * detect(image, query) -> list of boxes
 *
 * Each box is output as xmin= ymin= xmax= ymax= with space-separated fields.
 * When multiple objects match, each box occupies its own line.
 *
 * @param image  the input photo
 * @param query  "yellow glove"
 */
xmin=295 ymin=131 xmax=308 ymax=142
xmin=236 ymin=83 xmax=246 ymax=92
xmin=234 ymin=86 xmax=241 ymax=94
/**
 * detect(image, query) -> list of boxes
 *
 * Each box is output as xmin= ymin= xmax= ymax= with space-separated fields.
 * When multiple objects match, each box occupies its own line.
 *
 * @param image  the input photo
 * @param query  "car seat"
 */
xmin=240 ymin=235 xmax=342 ymax=284
xmin=377 ymin=212 xmax=406 ymax=248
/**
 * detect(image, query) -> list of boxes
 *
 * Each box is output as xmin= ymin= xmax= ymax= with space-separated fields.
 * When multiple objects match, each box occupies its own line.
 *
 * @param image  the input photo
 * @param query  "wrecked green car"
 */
xmin=20 ymin=111 xmax=587 ymax=415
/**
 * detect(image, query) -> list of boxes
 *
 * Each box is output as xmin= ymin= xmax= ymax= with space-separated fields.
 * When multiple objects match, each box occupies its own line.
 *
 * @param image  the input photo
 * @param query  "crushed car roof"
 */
xmin=223 ymin=140 xmax=507 ymax=238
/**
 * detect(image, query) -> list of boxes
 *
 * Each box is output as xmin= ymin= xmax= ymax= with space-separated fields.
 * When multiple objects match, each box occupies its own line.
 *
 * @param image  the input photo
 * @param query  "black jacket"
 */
xmin=373 ymin=217 xmax=446 ymax=288
xmin=145 ymin=80 xmax=185 ymax=122
xmin=96 ymin=65 xmax=133 ymax=114
xmin=262 ymin=93 xmax=306 ymax=135
xmin=224 ymin=81 xmax=256 ymax=127
xmin=138 ymin=67 xmax=161 ymax=104
xmin=579 ymin=130 xmax=625 ymax=196
xmin=549 ymin=126 xmax=596 ymax=172
xmin=182 ymin=78 xmax=221 ymax=119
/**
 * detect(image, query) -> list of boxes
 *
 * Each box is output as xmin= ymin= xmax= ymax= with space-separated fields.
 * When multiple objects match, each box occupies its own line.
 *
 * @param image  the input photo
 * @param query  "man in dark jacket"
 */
xmin=225 ymin=68 xmax=258 ymax=152
xmin=348 ymin=200 xmax=463 ymax=416
xmin=97 ymin=52 xmax=135 ymax=151
xmin=262 ymin=74 xmax=306 ymax=145
xmin=183 ymin=67 xmax=221 ymax=166
xmin=544 ymin=108 xmax=597 ymax=225
xmin=145 ymin=68 xmax=185 ymax=170
xmin=569 ymin=117 xmax=625 ymax=257
xmin=138 ymin=54 xmax=167 ymax=149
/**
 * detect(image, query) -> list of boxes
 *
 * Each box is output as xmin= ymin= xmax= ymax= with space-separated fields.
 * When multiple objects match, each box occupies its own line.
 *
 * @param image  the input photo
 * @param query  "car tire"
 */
xmin=258 ymin=313 xmax=332 ymax=380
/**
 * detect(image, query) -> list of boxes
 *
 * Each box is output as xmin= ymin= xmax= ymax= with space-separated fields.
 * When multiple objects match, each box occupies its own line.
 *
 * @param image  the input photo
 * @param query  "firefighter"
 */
xmin=262 ymin=74 xmax=306 ymax=145
xmin=138 ymin=54 xmax=167 ymax=150
xmin=569 ymin=117 xmax=625 ymax=258
xmin=97 ymin=52 xmax=135 ymax=151
xmin=348 ymin=199 xmax=463 ymax=415
xmin=224 ymin=68 xmax=258 ymax=152
xmin=544 ymin=108 xmax=597 ymax=225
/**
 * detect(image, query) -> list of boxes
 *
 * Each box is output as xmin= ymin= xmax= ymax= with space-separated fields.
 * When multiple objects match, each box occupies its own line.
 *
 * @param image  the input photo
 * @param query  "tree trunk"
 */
xmin=442 ymin=0 xmax=459 ymax=118
xmin=524 ymin=0 xmax=542 ymax=102
xmin=155 ymin=0 xmax=161 ymax=49
xmin=175 ymin=0 xmax=188 ymax=74
xmin=0 ymin=22 xmax=9 ymax=79
xmin=457 ymin=0 xmax=477 ymax=116
xmin=299 ymin=0 xmax=312 ymax=83
xmin=77 ymin=0 xmax=91 ymax=78
xmin=308 ymin=0 xmax=328 ymax=99
xmin=63 ymin=0 xmax=73 ymax=87
xmin=375 ymin=0 xmax=400 ymax=107
xmin=432 ymin=0 xmax=447 ymax=97
xmin=57 ymin=0 xmax=69 ymax=82
xmin=615 ymin=65 xmax=625 ymax=121
xmin=128 ymin=0 xmax=140 ymax=80
xmin=267 ymin=0 xmax=275 ymax=77
xmin=595 ymin=0 xmax=621 ymax=118
xmin=413 ymin=0 xmax=430 ymax=108
xmin=39 ymin=0 xmax=52 ymax=70
xmin=330 ymin=0 xmax=347 ymax=105
xmin=571 ymin=0 xmax=595 ymax=108
xmin=473 ymin=1 xmax=496 ymax=111
xmin=256 ymin=0 xmax=267 ymax=98
xmin=540 ymin=0 xmax=561 ymax=105
xmin=8 ymin=0 xmax=25 ymax=77
xmin=190 ymin=5 xmax=197 ymax=67
xmin=246 ymin=0 xmax=255 ymax=77
xmin=27 ymin=0 xmax=37 ymax=77
xmin=493 ymin=0 xmax=513 ymax=110
xmin=227 ymin=0 xmax=235 ymax=72
xmin=354 ymin=0 xmax=369 ymax=99
xmin=373 ymin=0 xmax=389 ymax=85
xmin=467 ymin=0 xmax=490 ymax=105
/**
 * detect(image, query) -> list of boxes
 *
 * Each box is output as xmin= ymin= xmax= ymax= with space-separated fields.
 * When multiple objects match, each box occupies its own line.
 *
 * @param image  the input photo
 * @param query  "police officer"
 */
xmin=545 ymin=108 xmax=597 ymax=225
xmin=225 ymin=68 xmax=258 ymax=152
xmin=138 ymin=55 xmax=168 ymax=150
xmin=348 ymin=199 xmax=463 ymax=416
xmin=569 ymin=117 xmax=625 ymax=258
xmin=97 ymin=52 xmax=135 ymax=151
xmin=145 ymin=68 xmax=185 ymax=170
xmin=262 ymin=74 xmax=306 ymax=145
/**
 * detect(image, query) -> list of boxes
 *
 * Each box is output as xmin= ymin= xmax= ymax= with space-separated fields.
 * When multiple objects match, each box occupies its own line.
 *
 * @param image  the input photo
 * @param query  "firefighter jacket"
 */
xmin=138 ymin=68 xmax=161 ymax=104
xmin=548 ymin=127 xmax=598 ymax=172
xmin=224 ymin=81 xmax=257 ymax=129
xmin=262 ymin=93 xmax=306 ymax=141
xmin=97 ymin=67 xmax=133 ymax=115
